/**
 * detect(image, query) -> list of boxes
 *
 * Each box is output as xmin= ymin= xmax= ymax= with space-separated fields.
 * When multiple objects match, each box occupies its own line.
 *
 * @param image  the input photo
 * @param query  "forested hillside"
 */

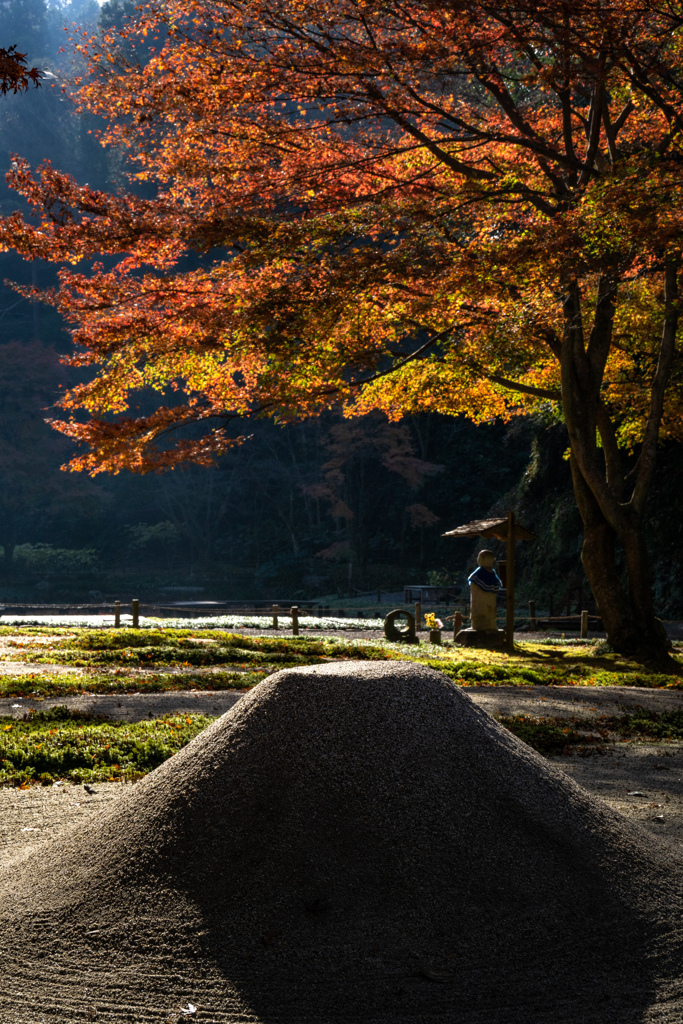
xmin=0 ymin=0 xmax=680 ymax=616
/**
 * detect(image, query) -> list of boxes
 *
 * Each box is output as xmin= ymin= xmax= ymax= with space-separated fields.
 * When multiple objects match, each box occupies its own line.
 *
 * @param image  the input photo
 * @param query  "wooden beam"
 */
xmin=506 ymin=510 xmax=515 ymax=651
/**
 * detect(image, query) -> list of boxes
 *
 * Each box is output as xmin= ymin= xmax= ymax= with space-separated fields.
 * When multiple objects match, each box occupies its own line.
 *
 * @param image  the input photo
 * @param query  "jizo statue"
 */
xmin=468 ymin=550 xmax=502 ymax=631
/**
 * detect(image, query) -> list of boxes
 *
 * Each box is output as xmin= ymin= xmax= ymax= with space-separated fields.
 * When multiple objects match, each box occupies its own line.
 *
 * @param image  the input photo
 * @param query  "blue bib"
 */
xmin=468 ymin=566 xmax=502 ymax=592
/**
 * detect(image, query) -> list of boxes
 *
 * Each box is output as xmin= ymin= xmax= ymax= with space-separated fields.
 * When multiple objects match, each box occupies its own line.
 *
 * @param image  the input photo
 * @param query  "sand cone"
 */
xmin=1 ymin=661 xmax=683 ymax=1023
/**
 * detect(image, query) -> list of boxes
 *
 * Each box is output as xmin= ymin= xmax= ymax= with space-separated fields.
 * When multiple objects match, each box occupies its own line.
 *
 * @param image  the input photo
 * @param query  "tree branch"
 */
xmin=578 ymin=84 xmax=604 ymax=187
xmin=488 ymin=374 xmax=561 ymax=400
xmin=595 ymin=399 xmax=625 ymax=500
xmin=601 ymin=89 xmax=619 ymax=163
xmin=587 ymin=273 xmax=618 ymax=388
xmin=364 ymin=83 xmax=495 ymax=183
xmin=631 ymin=259 xmax=680 ymax=514
xmin=612 ymin=100 xmax=634 ymax=136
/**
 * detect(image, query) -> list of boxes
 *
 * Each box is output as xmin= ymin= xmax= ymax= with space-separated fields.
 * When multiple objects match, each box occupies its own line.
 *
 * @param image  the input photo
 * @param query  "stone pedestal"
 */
xmin=455 ymin=627 xmax=505 ymax=649
xmin=470 ymin=585 xmax=497 ymax=631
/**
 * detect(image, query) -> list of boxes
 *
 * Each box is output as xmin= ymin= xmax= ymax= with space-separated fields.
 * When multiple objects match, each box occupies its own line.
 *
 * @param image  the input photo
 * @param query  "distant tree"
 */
xmin=0 ymin=340 xmax=98 ymax=570
xmin=307 ymin=418 xmax=443 ymax=574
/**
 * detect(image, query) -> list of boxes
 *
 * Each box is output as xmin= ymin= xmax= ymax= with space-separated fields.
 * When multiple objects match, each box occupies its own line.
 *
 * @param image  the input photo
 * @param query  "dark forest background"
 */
xmin=0 ymin=0 xmax=680 ymax=614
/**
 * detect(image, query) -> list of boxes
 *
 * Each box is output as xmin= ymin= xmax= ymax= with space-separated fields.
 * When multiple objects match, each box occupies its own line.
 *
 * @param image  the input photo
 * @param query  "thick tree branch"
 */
xmin=631 ymin=259 xmax=679 ymax=514
xmin=587 ymin=273 xmax=618 ymax=387
xmin=613 ymin=100 xmax=635 ymax=135
xmin=578 ymin=85 xmax=604 ymax=187
xmin=595 ymin=399 xmax=625 ymax=500
xmin=558 ymin=87 xmax=578 ymax=182
xmin=601 ymin=90 xmax=619 ymax=163
xmin=487 ymin=374 xmax=561 ymax=400
xmin=559 ymin=278 xmax=631 ymax=532
xmin=365 ymin=83 xmax=495 ymax=183
xmin=314 ymin=327 xmax=452 ymax=398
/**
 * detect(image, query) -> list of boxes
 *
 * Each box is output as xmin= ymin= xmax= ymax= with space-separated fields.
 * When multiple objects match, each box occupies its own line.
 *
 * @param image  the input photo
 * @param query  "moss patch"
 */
xmin=0 ymin=628 xmax=680 ymax=696
xmin=7 ymin=702 xmax=683 ymax=788
xmin=0 ymin=706 xmax=213 ymax=787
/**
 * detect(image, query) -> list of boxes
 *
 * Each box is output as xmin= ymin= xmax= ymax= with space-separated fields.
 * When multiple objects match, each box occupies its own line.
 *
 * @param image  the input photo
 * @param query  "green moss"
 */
xmin=9 ymin=629 xmax=393 ymax=668
xmin=499 ymin=708 xmax=683 ymax=758
xmin=0 ymin=628 xmax=680 ymax=698
xmin=0 ymin=707 xmax=214 ymax=787
xmin=0 ymin=670 xmax=268 ymax=698
xmin=497 ymin=715 xmax=583 ymax=754
xmin=606 ymin=709 xmax=683 ymax=740
xmin=7 ymin=701 xmax=683 ymax=788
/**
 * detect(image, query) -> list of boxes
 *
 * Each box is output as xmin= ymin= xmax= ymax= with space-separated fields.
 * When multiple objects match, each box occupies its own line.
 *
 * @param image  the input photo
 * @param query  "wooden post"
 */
xmin=505 ymin=510 xmax=515 ymax=650
xmin=453 ymin=610 xmax=463 ymax=641
xmin=529 ymin=599 xmax=536 ymax=630
xmin=114 ymin=600 xmax=121 ymax=628
xmin=581 ymin=609 xmax=589 ymax=639
xmin=132 ymin=598 xmax=139 ymax=629
xmin=291 ymin=605 xmax=299 ymax=636
xmin=415 ymin=600 xmax=422 ymax=632
xmin=272 ymin=604 xmax=279 ymax=630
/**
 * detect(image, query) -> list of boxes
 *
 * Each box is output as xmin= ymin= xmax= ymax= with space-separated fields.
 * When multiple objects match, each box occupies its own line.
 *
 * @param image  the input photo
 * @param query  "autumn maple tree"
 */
xmin=0 ymin=0 xmax=682 ymax=660
xmin=0 ymin=45 xmax=42 ymax=95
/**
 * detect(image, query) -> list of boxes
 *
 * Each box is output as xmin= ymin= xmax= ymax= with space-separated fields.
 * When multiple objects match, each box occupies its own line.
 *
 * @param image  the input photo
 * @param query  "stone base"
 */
xmin=455 ymin=627 xmax=505 ymax=650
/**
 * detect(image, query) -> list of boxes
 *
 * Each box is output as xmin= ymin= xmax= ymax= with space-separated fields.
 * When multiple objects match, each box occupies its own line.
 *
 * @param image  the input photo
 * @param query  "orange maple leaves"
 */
xmin=0 ymin=46 xmax=42 ymax=96
xmin=0 ymin=1 xmax=680 ymax=474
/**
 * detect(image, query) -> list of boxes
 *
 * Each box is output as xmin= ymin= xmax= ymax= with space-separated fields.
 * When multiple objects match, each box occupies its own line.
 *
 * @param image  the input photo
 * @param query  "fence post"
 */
xmin=132 ymin=598 xmax=139 ymax=629
xmin=529 ymin=599 xmax=536 ymax=630
xmin=291 ymin=605 xmax=299 ymax=636
xmin=415 ymin=600 xmax=422 ymax=632
xmin=114 ymin=600 xmax=121 ymax=628
xmin=581 ymin=609 xmax=589 ymax=639
xmin=272 ymin=604 xmax=279 ymax=630
xmin=453 ymin=610 xmax=463 ymax=641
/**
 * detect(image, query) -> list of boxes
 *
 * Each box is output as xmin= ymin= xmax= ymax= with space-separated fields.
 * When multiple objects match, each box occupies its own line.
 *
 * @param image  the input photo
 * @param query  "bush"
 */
xmin=12 ymin=543 xmax=99 ymax=574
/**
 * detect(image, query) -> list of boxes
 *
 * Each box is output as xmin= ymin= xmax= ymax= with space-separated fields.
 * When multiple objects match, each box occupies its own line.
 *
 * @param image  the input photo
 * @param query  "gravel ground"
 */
xmin=2 ymin=680 xmax=683 ymax=723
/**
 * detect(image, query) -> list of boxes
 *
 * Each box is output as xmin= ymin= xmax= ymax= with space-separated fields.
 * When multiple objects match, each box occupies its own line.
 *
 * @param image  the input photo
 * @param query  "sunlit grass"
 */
xmin=0 ymin=670 xmax=266 ymax=699
xmin=5 ymin=701 xmax=683 ymax=788
xmin=0 ymin=628 xmax=679 ymax=697
xmin=0 ymin=706 xmax=212 ymax=787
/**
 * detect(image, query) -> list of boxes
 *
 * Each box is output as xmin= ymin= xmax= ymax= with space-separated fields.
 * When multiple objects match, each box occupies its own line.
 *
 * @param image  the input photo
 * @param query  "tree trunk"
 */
xmin=557 ymin=267 xmax=678 ymax=665
xmin=570 ymin=456 xmax=670 ymax=662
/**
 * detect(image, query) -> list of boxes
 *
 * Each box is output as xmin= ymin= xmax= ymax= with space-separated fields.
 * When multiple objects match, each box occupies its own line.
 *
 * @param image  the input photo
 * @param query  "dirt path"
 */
xmin=0 ymin=689 xmax=245 ymax=720
xmin=2 ymin=681 xmax=683 ymax=722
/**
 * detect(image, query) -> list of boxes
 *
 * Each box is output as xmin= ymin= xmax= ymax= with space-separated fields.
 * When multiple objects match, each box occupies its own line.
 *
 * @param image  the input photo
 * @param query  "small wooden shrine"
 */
xmin=442 ymin=511 xmax=536 ymax=649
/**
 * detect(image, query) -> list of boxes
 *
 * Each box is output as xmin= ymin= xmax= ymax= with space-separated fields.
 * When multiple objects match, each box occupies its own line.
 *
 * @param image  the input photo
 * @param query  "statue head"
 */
xmin=477 ymin=549 xmax=495 ymax=569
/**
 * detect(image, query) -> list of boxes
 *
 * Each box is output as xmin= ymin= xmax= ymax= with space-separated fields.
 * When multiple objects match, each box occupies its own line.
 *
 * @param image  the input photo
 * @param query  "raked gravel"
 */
xmin=2 ymin=663 xmax=683 ymax=1023
xmin=3 ymin=680 xmax=683 ymax=722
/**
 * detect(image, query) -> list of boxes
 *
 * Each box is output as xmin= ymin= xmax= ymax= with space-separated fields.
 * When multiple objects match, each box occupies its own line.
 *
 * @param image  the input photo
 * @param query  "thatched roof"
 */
xmin=442 ymin=516 xmax=536 ymax=541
